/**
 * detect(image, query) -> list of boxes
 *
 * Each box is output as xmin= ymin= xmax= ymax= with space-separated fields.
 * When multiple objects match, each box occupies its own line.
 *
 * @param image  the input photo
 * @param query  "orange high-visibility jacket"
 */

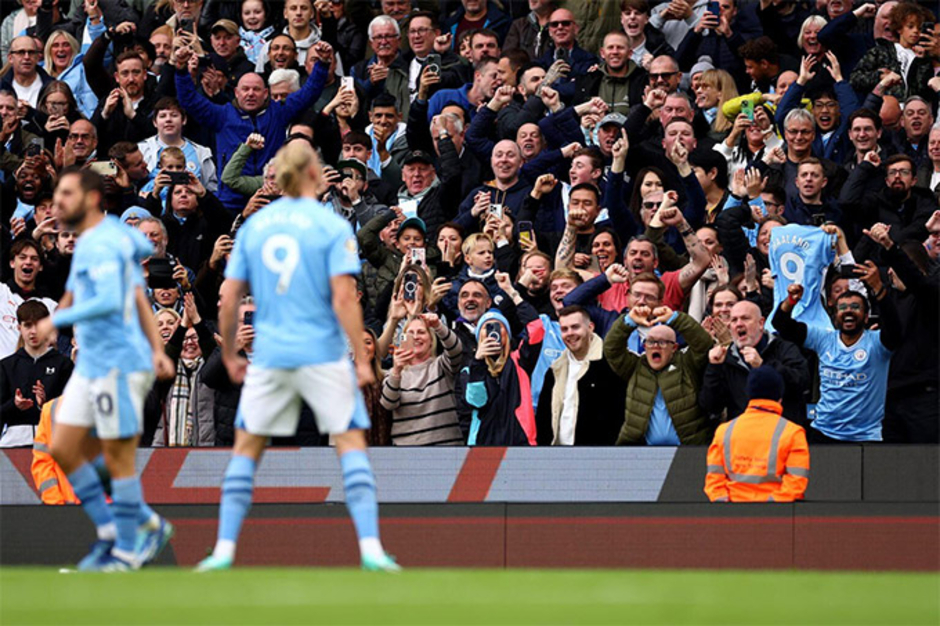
xmin=31 ymin=399 xmax=78 ymax=505
xmin=705 ymin=399 xmax=810 ymax=503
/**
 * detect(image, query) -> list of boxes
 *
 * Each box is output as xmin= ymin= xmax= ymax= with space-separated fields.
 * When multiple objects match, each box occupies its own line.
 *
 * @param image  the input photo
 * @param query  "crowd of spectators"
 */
xmin=1 ymin=0 xmax=938 ymax=449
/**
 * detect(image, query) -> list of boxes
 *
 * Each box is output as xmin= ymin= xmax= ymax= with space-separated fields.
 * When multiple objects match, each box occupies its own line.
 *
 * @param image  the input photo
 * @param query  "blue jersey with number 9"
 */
xmin=766 ymin=224 xmax=836 ymax=332
xmin=225 ymin=197 xmax=361 ymax=369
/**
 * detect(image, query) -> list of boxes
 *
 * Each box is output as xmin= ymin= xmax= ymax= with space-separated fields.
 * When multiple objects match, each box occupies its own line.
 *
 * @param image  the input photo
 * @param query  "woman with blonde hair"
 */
xmin=695 ymin=69 xmax=738 ymax=139
xmin=380 ymin=312 xmax=464 ymax=446
xmin=42 ymin=30 xmax=97 ymax=117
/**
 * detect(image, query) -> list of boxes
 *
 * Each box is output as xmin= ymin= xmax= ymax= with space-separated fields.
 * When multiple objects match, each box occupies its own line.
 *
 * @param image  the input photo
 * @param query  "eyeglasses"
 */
xmin=174 ymin=0 xmax=201 ymax=5
xmin=9 ymin=49 xmax=39 ymax=57
xmin=836 ymin=302 xmax=863 ymax=312
xmin=649 ymin=71 xmax=678 ymax=80
xmin=644 ymin=339 xmax=676 ymax=348
xmin=408 ymin=27 xmax=435 ymax=36
xmin=371 ymin=34 xmax=399 ymax=41
xmin=548 ymin=20 xmax=573 ymax=28
xmin=45 ymin=100 xmax=69 ymax=109
xmin=642 ymin=201 xmax=658 ymax=210
xmin=785 ymin=128 xmax=813 ymax=136
xmin=886 ymin=168 xmax=912 ymax=177
xmin=813 ymin=100 xmax=838 ymax=110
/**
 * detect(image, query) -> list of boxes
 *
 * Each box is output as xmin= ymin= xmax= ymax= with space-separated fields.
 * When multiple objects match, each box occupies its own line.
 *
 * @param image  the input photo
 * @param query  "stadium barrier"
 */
xmin=2 ymin=447 xmax=937 ymax=570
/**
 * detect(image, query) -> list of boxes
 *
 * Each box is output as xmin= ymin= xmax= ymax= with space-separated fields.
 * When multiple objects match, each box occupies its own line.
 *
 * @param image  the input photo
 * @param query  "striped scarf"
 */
xmin=164 ymin=358 xmax=201 ymax=446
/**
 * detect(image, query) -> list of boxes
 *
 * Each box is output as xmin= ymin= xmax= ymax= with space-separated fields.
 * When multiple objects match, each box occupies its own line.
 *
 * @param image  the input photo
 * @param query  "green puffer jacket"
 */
xmin=603 ymin=311 xmax=715 ymax=445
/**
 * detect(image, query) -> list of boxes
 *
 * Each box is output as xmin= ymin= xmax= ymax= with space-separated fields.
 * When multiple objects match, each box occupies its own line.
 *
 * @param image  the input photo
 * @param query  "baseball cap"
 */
xmin=211 ymin=19 xmax=239 ymax=35
xmin=336 ymin=158 xmax=367 ymax=178
xmin=398 ymin=216 xmax=427 ymax=236
xmin=598 ymin=113 xmax=627 ymax=128
xmin=120 ymin=206 xmax=152 ymax=224
xmin=402 ymin=150 xmax=434 ymax=166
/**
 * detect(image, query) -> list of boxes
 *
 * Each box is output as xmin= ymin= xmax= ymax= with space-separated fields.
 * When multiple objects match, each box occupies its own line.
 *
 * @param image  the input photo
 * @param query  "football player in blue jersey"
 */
xmin=195 ymin=141 xmax=399 ymax=572
xmin=36 ymin=168 xmax=177 ymax=571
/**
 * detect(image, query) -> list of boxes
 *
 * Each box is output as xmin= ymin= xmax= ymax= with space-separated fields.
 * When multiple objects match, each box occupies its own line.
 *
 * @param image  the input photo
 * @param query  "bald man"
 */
xmin=604 ymin=305 xmax=715 ymax=445
xmin=700 ymin=300 xmax=809 ymax=425
xmin=3 ymin=36 xmax=50 ymax=107
xmin=454 ymin=138 xmax=532 ymax=232
xmin=536 ymin=8 xmax=598 ymax=96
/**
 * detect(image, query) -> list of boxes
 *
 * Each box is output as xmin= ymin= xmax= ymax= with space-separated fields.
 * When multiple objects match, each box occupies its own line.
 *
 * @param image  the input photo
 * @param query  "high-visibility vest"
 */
xmin=31 ymin=399 xmax=78 ymax=505
xmin=705 ymin=399 xmax=810 ymax=503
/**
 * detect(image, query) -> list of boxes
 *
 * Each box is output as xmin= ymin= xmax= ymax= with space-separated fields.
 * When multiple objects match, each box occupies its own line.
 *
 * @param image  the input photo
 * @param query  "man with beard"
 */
xmin=33 ymin=168 xmax=174 ymax=571
xmin=700 ymin=300 xmax=809 ymax=425
xmin=41 ymin=229 xmax=77 ymax=300
xmin=841 ymin=154 xmax=935 ymax=246
xmin=328 ymin=158 xmax=388 ymax=230
xmin=91 ymin=52 xmax=159 ymax=156
xmin=604 ymin=303 xmax=714 ymax=445
xmin=535 ymin=305 xmax=625 ymax=445
xmin=772 ymin=263 xmax=901 ymax=443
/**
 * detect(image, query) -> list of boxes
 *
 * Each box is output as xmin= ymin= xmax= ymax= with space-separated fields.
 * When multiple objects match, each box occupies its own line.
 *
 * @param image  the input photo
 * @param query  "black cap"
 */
xmin=402 ymin=150 xmax=434 ymax=166
xmin=336 ymin=158 xmax=367 ymax=178
xmin=746 ymin=365 xmax=784 ymax=401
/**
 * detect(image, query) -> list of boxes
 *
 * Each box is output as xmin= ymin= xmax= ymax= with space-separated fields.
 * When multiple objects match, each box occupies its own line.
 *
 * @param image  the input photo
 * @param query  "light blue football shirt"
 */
xmin=225 ymin=197 xmax=361 ymax=369
xmin=54 ymin=215 xmax=154 ymax=377
xmin=804 ymin=325 xmax=892 ymax=442
xmin=767 ymin=224 xmax=836 ymax=332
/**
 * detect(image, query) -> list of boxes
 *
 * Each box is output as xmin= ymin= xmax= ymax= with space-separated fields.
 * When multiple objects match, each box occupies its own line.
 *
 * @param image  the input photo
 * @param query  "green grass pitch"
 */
xmin=1 ymin=568 xmax=937 ymax=625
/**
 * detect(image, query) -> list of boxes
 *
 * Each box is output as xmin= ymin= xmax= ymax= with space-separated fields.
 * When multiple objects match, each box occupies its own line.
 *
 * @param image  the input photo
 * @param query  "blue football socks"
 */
xmin=111 ymin=476 xmax=144 ymax=560
xmin=213 ymin=455 xmax=257 ymax=559
xmin=68 ymin=462 xmax=116 ymax=541
xmin=340 ymin=450 xmax=380 ymax=542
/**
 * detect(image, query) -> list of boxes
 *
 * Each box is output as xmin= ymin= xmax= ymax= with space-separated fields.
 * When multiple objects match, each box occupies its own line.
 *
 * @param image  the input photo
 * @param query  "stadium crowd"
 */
xmin=1 ymin=0 xmax=938 ymax=454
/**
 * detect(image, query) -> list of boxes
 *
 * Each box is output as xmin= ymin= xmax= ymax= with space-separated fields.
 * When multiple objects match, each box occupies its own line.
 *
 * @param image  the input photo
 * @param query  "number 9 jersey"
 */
xmin=225 ymin=197 xmax=361 ymax=369
xmin=766 ymin=224 xmax=836 ymax=332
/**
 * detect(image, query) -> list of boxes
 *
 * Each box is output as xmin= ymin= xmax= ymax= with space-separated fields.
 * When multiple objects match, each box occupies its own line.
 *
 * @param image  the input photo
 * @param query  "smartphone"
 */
xmin=25 ymin=137 xmax=43 ymax=157
xmin=425 ymin=53 xmax=441 ymax=74
xmin=707 ymin=1 xmax=720 ymax=17
xmin=400 ymin=199 xmax=419 ymax=219
xmin=399 ymin=334 xmax=414 ymax=352
xmin=88 ymin=160 xmax=117 ymax=177
xmin=410 ymin=247 xmax=426 ymax=266
xmin=518 ymin=220 xmax=535 ymax=246
xmin=341 ymin=76 xmax=354 ymax=91
xmin=402 ymin=272 xmax=418 ymax=302
xmin=179 ymin=17 xmax=194 ymax=34
xmin=484 ymin=321 xmax=502 ymax=344
xmin=838 ymin=264 xmax=858 ymax=279
xmin=243 ymin=310 xmax=254 ymax=326
xmin=740 ymin=99 xmax=754 ymax=121
xmin=922 ymin=22 xmax=935 ymax=34
xmin=554 ymin=47 xmax=569 ymax=63
xmin=488 ymin=203 xmax=504 ymax=220
xmin=198 ymin=55 xmax=212 ymax=68
xmin=167 ymin=171 xmax=191 ymax=185
xmin=813 ymin=213 xmax=827 ymax=227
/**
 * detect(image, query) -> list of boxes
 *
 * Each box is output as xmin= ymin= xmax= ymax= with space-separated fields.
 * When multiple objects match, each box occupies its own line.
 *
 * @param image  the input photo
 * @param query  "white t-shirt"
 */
xmin=12 ymin=76 xmax=42 ymax=108
xmin=558 ymin=351 xmax=587 ymax=445
xmin=895 ymin=44 xmax=916 ymax=83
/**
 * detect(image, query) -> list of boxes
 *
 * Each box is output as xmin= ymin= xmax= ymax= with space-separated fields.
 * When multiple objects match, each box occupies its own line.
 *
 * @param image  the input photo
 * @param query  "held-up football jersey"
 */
xmin=766 ymin=224 xmax=835 ymax=332
xmin=225 ymin=197 xmax=361 ymax=369
xmin=54 ymin=216 xmax=154 ymax=377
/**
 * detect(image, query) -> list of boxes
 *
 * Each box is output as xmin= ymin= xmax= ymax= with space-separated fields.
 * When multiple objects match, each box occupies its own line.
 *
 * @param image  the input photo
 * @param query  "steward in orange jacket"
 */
xmin=705 ymin=366 xmax=809 ymax=502
xmin=31 ymin=398 xmax=78 ymax=505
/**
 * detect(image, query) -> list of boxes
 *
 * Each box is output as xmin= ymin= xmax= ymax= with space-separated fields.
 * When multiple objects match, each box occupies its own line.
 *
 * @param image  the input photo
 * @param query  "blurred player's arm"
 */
xmin=50 ymin=262 xmax=123 ymax=327
xmin=331 ymin=274 xmax=374 ymax=387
